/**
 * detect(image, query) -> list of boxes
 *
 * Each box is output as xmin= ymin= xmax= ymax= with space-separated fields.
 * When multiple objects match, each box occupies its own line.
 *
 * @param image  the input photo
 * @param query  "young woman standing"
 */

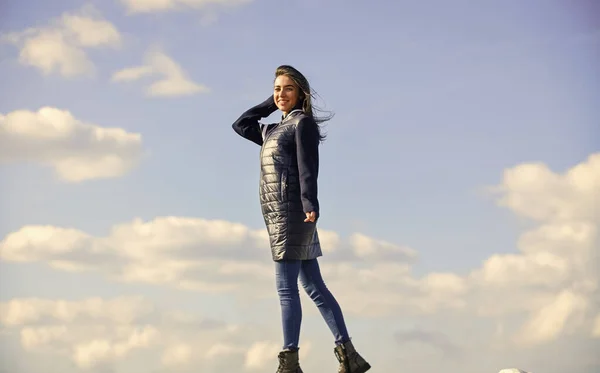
xmin=232 ymin=65 xmax=371 ymax=373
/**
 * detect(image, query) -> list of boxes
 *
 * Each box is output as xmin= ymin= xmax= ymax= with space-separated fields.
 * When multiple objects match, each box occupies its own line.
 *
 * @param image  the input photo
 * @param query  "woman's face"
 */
xmin=274 ymin=74 xmax=300 ymax=114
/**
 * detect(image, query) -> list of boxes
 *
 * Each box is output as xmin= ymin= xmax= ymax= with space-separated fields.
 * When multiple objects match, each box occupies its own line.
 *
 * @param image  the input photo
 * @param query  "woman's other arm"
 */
xmin=295 ymin=116 xmax=320 ymax=220
xmin=232 ymin=95 xmax=278 ymax=146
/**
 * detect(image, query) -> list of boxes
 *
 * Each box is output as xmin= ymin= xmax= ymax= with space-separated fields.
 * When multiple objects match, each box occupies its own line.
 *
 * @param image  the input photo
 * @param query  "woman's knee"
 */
xmin=296 ymin=265 xmax=325 ymax=293
xmin=276 ymin=261 xmax=301 ymax=299
xmin=300 ymin=274 xmax=328 ymax=304
xmin=277 ymin=280 xmax=299 ymax=299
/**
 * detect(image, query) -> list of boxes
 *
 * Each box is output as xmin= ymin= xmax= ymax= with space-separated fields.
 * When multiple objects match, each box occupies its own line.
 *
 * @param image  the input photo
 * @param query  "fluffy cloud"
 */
xmin=492 ymin=154 xmax=600 ymax=222
xmin=593 ymin=313 xmax=600 ymax=337
xmin=0 ymin=296 xmax=154 ymax=327
xmin=0 ymin=296 xmax=293 ymax=372
xmin=0 ymin=217 xmax=417 ymax=304
xmin=1 ymin=153 xmax=599 ymax=370
xmin=514 ymin=290 xmax=589 ymax=346
xmin=111 ymin=48 xmax=209 ymax=97
xmin=244 ymin=341 xmax=311 ymax=370
xmin=470 ymin=154 xmax=600 ymax=333
xmin=0 ymin=107 xmax=144 ymax=182
xmin=1 ymin=5 xmax=121 ymax=77
xmin=349 ymin=232 xmax=417 ymax=261
xmin=119 ymin=0 xmax=252 ymax=14
xmin=161 ymin=343 xmax=193 ymax=366
xmin=0 ymin=297 xmax=158 ymax=369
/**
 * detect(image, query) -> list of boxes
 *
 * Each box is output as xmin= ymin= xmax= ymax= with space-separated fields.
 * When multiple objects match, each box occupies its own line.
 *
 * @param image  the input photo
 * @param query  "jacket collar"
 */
xmin=281 ymin=109 xmax=303 ymax=122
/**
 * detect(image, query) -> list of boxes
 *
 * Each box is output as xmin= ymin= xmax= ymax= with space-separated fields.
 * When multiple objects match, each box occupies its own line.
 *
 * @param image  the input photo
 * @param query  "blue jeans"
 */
xmin=275 ymin=258 xmax=350 ymax=350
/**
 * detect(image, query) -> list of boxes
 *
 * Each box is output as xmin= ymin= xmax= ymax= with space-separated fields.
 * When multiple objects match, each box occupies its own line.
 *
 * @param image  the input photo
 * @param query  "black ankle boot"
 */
xmin=276 ymin=349 xmax=303 ymax=373
xmin=334 ymin=340 xmax=371 ymax=373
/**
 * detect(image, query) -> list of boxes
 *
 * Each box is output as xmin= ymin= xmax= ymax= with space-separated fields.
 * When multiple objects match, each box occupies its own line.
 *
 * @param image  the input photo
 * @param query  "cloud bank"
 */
xmin=1 ymin=5 xmax=121 ymax=77
xmin=119 ymin=0 xmax=252 ymax=14
xmin=2 ymin=153 xmax=599 ymax=343
xmin=112 ymin=48 xmax=209 ymax=97
xmin=0 ymin=107 xmax=144 ymax=182
xmin=0 ymin=296 xmax=304 ymax=371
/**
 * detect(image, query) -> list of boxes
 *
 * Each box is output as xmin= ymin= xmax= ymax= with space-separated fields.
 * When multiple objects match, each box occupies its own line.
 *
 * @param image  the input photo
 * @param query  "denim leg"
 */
xmin=275 ymin=260 xmax=303 ymax=350
xmin=299 ymin=259 xmax=350 ymax=345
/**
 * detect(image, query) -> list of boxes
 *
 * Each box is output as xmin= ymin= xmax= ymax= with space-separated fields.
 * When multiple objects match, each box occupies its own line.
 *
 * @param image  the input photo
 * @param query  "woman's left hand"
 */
xmin=304 ymin=211 xmax=317 ymax=223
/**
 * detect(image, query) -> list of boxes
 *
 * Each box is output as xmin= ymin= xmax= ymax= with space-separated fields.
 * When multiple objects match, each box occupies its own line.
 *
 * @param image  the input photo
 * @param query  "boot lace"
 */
xmin=276 ymin=353 xmax=286 ymax=373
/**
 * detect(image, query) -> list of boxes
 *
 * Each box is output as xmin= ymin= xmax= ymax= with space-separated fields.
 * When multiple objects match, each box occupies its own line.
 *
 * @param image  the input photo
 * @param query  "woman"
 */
xmin=232 ymin=65 xmax=371 ymax=373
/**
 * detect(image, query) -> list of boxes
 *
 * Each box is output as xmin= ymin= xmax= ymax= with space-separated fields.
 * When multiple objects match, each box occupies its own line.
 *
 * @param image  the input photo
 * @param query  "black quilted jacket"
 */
xmin=232 ymin=96 xmax=323 ymax=261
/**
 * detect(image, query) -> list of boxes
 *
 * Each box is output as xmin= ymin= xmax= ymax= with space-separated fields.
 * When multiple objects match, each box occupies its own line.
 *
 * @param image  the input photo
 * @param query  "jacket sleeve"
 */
xmin=232 ymin=95 xmax=278 ymax=146
xmin=295 ymin=117 xmax=320 ymax=216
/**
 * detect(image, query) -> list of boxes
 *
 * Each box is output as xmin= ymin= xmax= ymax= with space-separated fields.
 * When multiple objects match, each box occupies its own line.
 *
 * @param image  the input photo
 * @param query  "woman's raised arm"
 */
xmin=232 ymin=95 xmax=278 ymax=146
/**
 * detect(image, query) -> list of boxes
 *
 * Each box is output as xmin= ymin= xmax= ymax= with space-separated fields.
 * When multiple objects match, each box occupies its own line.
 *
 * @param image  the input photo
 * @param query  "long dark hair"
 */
xmin=275 ymin=65 xmax=333 ymax=142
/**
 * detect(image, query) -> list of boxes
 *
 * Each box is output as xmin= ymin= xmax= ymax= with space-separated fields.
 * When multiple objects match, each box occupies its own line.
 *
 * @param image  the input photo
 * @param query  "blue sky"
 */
xmin=1 ymin=1 xmax=599 ymax=372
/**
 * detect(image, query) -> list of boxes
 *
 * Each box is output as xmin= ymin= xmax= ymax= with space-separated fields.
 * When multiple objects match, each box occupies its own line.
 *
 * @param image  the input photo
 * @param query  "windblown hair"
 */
xmin=275 ymin=65 xmax=333 ymax=142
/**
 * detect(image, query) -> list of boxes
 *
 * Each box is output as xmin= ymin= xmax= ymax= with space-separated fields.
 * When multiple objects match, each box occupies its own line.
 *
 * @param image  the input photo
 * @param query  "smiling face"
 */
xmin=274 ymin=74 xmax=301 ymax=115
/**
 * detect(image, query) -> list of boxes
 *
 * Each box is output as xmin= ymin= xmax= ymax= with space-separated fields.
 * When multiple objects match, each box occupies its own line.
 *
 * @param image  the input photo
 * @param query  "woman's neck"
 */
xmin=283 ymin=101 xmax=304 ymax=118
xmin=282 ymin=109 xmax=302 ymax=120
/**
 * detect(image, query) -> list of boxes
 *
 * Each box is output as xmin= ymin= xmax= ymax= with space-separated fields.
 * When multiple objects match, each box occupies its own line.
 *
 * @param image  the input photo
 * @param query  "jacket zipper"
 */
xmin=260 ymin=109 xmax=303 ymax=156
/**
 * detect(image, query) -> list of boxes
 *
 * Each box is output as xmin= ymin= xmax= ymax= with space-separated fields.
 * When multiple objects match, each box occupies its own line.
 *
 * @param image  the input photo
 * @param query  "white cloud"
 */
xmin=0 ymin=107 xmax=144 ymax=182
xmin=112 ymin=48 xmax=209 ymax=97
xmin=1 ymin=152 xmax=599 ymax=367
xmin=1 ymin=217 xmax=419 ymax=303
xmin=1 ymin=297 xmax=159 ymax=369
xmin=244 ymin=341 xmax=281 ymax=370
xmin=463 ymin=153 xmax=600 ymax=346
xmin=474 ymin=251 xmax=570 ymax=287
xmin=1 ymin=5 xmax=121 ymax=77
xmin=72 ymin=326 xmax=159 ymax=369
xmin=244 ymin=341 xmax=311 ymax=370
xmin=161 ymin=343 xmax=193 ymax=366
xmin=490 ymin=153 xmax=600 ymax=222
xmin=515 ymin=290 xmax=588 ymax=346
xmin=111 ymin=65 xmax=153 ymax=81
xmin=20 ymin=326 xmax=68 ymax=350
xmin=349 ymin=232 xmax=417 ymax=261
xmin=119 ymin=0 xmax=252 ymax=14
xmin=60 ymin=11 xmax=121 ymax=48
xmin=593 ymin=314 xmax=600 ymax=337
xmin=0 ymin=296 xmax=298 ymax=372
xmin=0 ymin=296 xmax=154 ymax=327
xmin=205 ymin=343 xmax=242 ymax=359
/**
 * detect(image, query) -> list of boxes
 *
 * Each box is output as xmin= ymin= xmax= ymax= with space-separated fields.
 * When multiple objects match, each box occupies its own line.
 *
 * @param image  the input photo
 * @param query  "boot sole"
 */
xmin=354 ymin=363 xmax=371 ymax=373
